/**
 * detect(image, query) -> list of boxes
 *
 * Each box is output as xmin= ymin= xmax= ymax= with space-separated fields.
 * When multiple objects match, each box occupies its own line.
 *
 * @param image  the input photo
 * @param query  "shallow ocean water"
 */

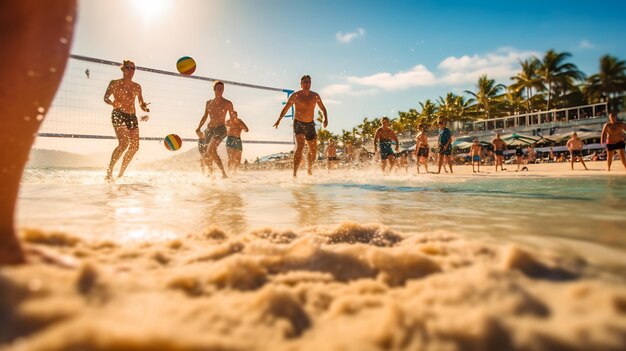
xmin=18 ymin=168 xmax=626 ymax=251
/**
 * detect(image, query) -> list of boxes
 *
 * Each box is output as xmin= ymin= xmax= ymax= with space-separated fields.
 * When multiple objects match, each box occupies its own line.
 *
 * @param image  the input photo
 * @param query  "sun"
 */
xmin=131 ymin=0 xmax=171 ymax=23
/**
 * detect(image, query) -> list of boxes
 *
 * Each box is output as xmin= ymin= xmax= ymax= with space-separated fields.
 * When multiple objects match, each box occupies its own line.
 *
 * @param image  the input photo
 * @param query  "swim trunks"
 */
xmin=473 ymin=155 xmax=481 ymax=162
xmin=379 ymin=140 xmax=395 ymax=160
xmin=111 ymin=109 xmax=138 ymax=129
xmin=328 ymin=156 xmax=338 ymax=161
xmin=438 ymin=144 xmax=451 ymax=156
xmin=495 ymin=150 xmax=504 ymax=156
xmin=198 ymin=138 xmax=208 ymax=153
xmin=293 ymin=120 xmax=317 ymax=141
xmin=417 ymin=147 xmax=429 ymax=158
xmin=571 ymin=149 xmax=582 ymax=157
xmin=205 ymin=125 xmax=227 ymax=144
xmin=226 ymin=135 xmax=243 ymax=151
xmin=607 ymin=141 xmax=625 ymax=151
xmin=515 ymin=148 xmax=524 ymax=156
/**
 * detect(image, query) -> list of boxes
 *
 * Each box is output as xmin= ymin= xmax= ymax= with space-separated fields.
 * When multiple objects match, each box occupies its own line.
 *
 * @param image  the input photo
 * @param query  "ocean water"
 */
xmin=18 ymin=168 xmax=626 ymax=251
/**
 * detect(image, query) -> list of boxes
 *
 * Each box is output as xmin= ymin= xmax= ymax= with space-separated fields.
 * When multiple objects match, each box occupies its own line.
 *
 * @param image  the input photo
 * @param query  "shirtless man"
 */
xmin=274 ymin=75 xmax=328 ymax=177
xmin=469 ymin=139 xmax=482 ymax=173
xmin=600 ymin=112 xmax=626 ymax=171
xmin=225 ymin=111 xmax=249 ymax=175
xmin=414 ymin=124 xmax=429 ymax=174
xmin=196 ymin=81 xmax=235 ymax=178
xmin=325 ymin=139 xmax=339 ymax=170
xmin=566 ymin=132 xmax=588 ymax=170
xmin=104 ymin=60 xmax=150 ymax=181
xmin=492 ymin=133 xmax=507 ymax=172
xmin=374 ymin=117 xmax=399 ymax=174
xmin=0 ymin=0 xmax=76 ymax=264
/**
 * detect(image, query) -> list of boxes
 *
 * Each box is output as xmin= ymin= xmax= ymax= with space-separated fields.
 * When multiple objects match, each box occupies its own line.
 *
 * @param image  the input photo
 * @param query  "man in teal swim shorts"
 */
xmin=436 ymin=119 xmax=453 ymax=174
xmin=374 ymin=117 xmax=399 ymax=174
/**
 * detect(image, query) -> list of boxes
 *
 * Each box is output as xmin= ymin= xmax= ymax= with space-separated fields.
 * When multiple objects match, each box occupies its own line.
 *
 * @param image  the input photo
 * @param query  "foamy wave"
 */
xmin=2 ymin=223 xmax=625 ymax=350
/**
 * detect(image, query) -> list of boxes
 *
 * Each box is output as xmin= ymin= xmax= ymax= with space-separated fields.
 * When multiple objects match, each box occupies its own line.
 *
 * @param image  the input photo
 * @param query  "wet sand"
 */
xmin=2 ymin=220 xmax=625 ymax=351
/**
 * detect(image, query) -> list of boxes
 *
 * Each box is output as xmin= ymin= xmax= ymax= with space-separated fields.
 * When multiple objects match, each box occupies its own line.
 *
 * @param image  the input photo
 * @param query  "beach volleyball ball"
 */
xmin=176 ymin=56 xmax=196 ymax=75
xmin=164 ymin=134 xmax=182 ymax=151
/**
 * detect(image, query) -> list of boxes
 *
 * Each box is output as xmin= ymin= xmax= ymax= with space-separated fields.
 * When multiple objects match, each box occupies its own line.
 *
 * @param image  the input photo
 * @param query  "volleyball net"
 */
xmin=36 ymin=54 xmax=296 ymax=166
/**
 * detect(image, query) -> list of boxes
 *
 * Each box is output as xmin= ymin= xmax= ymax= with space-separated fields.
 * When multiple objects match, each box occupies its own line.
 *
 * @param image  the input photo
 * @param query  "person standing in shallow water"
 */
xmin=225 ymin=111 xmax=249 ymax=175
xmin=601 ymin=112 xmax=626 ymax=172
xmin=0 ymin=0 xmax=76 ymax=264
xmin=374 ymin=117 xmax=399 ymax=174
xmin=196 ymin=81 xmax=235 ymax=178
xmin=104 ymin=60 xmax=150 ymax=181
xmin=414 ymin=124 xmax=430 ymax=174
xmin=436 ymin=119 xmax=453 ymax=174
xmin=274 ymin=75 xmax=328 ymax=177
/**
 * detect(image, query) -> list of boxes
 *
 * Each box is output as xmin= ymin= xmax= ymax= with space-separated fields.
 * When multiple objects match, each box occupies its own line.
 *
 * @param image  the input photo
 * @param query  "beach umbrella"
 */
xmin=501 ymin=133 xmax=543 ymax=146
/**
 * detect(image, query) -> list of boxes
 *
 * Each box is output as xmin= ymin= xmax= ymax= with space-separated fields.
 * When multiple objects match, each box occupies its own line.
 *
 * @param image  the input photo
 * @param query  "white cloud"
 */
xmin=322 ymin=48 xmax=539 ymax=97
xmin=320 ymin=83 xmax=377 ymax=97
xmin=336 ymin=28 xmax=365 ymax=43
xmin=347 ymin=64 xmax=436 ymax=91
xmin=579 ymin=40 xmax=595 ymax=49
xmin=437 ymin=48 xmax=538 ymax=85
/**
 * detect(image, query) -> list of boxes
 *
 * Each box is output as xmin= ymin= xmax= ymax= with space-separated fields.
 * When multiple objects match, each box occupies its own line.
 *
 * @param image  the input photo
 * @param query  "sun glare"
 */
xmin=132 ymin=0 xmax=171 ymax=23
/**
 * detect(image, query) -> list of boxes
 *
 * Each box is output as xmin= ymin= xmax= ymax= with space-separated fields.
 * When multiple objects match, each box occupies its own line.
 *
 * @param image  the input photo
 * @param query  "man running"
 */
xmin=374 ymin=117 xmax=399 ymax=174
xmin=600 ymin=112 xmax=626 ymax=171
xmin=225 ymin=111 xmax=249 ymax=175
xmin=566 ymin=132 xmax=588 ymax=170
xmin=436 ymin=119 xmax=453 ymax=174
xmin=273 ymin=75 xmax=328 ymax=177
xmin=196 ymin=81 xmax=235 ymax=178
xmin=492 ymin=133 xmax=507 ymax=172
xmin=515 ymin=145 xmax=525 ymax=171
xmin=104 ymin=60 xmax=150 ymax=181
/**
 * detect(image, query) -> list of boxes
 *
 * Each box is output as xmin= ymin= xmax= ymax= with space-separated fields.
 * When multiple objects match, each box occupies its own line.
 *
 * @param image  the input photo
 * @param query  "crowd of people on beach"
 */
xmin=100 ymin=57 xmax=626 ymax=179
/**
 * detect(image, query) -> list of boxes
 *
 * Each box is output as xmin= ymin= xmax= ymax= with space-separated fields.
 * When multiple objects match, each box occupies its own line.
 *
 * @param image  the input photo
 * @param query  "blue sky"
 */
xmin=52 ymin=0 xmax=626 ymax=158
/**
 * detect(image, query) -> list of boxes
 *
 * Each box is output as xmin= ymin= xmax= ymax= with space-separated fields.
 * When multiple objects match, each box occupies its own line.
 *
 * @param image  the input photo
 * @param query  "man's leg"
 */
xmin=579 ymin=156 xmax=588 ymax=170
xmin=436 ymin=154 xmax=443 ymax=174
xmin=570 ymin=154 xmax=575 ymax=170
xmin=0 ymin=0 xmax=76 ymax=265
xmin=209 ymin=138 xmax=227 ymax=178
xmin=117 ymin=128 xmax=139 ymax=178
xmin=446 ymin=156 xmax=453 ymax=173
xmin=106 ymin=127 xmax=129 ymax=179
xmin=306 ymin=139 xmax=317 ymax=175
xmin=293 ymin=135 xmax=305 ymax=177
xmin=607 ymin=150 xmax=614 ymax=171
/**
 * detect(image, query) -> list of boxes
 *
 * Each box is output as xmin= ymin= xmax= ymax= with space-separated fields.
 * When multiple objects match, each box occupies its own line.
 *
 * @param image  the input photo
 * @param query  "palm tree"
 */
xmin=356 ymin=117 xmax=377 ymax=142
xmin=585 ymin=54 xmax=626 ymax=110
xmin=464 ymin=75 xmax=505 ymax=119
xmin=395 ymin=109 xmax=419 ymax=137
xmin=500 ymin=87 xmax=526 ymax=116
xmin=436 ymin=92 xmax=473 ymax=123
xmin=417 ymin=99 xmax=438 ymax=126
xmin=510 ymin=58 xmax=543 ymax=112
xmin=537 ymin=50 xmax=585 ymax=110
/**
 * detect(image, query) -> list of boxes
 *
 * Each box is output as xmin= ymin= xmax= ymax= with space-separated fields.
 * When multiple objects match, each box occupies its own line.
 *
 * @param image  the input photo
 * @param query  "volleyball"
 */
xmin=164 ymin=134 xmax=182 ymax=151
xmin=176 ymin=56 xmax=196 ymax=75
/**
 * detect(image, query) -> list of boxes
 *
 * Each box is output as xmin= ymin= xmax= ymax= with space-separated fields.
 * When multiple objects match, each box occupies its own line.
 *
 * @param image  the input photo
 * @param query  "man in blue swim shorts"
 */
xmin=469 ymin=139 xmax=482 ymax=173
xmin=374 ymin=117 xmax=399 ymax=174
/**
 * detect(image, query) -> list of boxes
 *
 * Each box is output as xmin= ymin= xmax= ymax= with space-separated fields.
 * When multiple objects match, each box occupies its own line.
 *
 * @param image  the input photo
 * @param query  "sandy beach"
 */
xmin=3 ymin=164 xmax=626 ymax=351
